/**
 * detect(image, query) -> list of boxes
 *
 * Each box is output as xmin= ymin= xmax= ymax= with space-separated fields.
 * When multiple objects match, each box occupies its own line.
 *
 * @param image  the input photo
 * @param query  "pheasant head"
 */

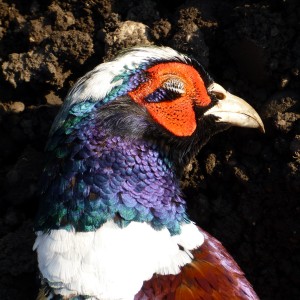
xmin=34 ymin=46 xmax=263 ymax=300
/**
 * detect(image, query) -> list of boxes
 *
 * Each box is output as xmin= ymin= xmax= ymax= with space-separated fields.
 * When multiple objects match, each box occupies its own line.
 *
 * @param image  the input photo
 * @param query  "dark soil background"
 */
xmin=0 ymin=0 xmax=299 ymax=299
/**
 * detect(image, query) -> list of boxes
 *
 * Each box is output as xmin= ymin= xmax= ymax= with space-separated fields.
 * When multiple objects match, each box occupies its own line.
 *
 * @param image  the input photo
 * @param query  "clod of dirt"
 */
xmin=274 ymin=112 xmax=300 ymax=133
xmin=262 ymin=92 xmax=300 ymax=133
xmin=152 ymin=19 xmax=171 ymax=41
xmin=9 ymin=102 xmax=25 ymax=113
xmin=262 ymin=92 xmax=299 ymax=118
xmin=2 ymin=51 xmax=70 ymax=88
xmin=26 ymin=19 xmax=52 ymax=44
xmin=45 ymin=91 xmax=63 ymax=106
xmin=181 ymin=157 xmax=205 ymax=190
xmin=233 ymin=166 xmax=249 ymax=183
xmin=2 ymin=28 xmax=94 ymax=89
xmin=43 ymin=30 xmax=94 ymax=66
xmin=24 ymin=4 xmax=75 ymax=45
xmin=0 ymin=102 xmax=25 ymax=113
xmin=170 ymin=6 xmax=211 ymax=66
xmin=48 ymin=3 xmax=75 ymax=31
xmin=104 ymin=21 xmax=153 ymax=59
xmin=205 ymin=153 xmax=217 ymax=175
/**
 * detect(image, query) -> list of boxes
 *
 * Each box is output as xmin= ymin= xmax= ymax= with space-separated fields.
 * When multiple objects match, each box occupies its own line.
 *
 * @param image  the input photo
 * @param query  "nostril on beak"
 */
xmin=213 ymin=92 xmax=226 ymax=100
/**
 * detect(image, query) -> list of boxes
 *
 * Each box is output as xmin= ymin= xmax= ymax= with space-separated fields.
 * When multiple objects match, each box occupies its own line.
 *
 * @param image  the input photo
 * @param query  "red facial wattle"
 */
xmin=128 ymin=62 xmax=212 ymax=137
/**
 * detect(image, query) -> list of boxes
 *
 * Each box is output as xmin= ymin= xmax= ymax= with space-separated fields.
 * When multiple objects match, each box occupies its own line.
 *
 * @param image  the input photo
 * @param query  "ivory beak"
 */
xmin=204 ymin=83 xmax=265 ymax=133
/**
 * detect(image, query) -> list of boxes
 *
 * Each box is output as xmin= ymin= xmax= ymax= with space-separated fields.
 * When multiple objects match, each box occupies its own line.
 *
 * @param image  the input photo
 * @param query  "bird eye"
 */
xmin=163 ymin=79 xmax=185 ymax=95
xmin=145 ymin=78 xmax=185 ymax=103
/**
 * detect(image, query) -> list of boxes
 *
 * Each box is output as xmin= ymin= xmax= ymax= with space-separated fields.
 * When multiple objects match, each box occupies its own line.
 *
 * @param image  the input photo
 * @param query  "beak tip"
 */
xmin=259 ymin=124 xmax=266 ymax=134
xmin=255 ymin=115 xmax=265 ymax=134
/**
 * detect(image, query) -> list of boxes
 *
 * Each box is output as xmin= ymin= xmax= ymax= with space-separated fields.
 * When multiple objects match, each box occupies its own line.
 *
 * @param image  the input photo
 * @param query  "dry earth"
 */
xmin=0 ymin=0 xmax=299 ymax=299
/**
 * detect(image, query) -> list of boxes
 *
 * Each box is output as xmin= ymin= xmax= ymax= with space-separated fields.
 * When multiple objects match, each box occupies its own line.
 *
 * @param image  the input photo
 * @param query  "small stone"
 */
xmin=205 ymin=153 xmax=217 ymax=175
xmin=9 ymin=102 xmax=25 ymax=113
xmin=233 ymin=166 xmax=249 ymax=183
xmin=292 ymin=68 xmax=299 ymax=76
xmin=45 ymin=91 xmax=63 ymax=106
xmin=280 ymin=77 xmax=289 ymax=88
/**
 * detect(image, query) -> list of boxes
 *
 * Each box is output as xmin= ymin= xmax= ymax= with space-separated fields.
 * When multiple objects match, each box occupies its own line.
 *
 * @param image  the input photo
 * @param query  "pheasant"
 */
xmin=34 ymin=46 xmax=264 ymax=300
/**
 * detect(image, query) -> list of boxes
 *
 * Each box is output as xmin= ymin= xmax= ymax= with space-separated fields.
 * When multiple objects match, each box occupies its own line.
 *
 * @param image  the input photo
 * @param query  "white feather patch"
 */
xmin=34 ymin=221 xmax=204 ymax=300
xmin=50 ymin=46 xmax=189 ymax=134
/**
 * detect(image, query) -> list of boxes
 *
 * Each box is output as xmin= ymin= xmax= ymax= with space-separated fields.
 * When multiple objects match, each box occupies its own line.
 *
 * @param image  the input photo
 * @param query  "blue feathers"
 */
xmin=35 ymin=57 xmax=190 ymax=236
xmin=36 ymin=122 xmax=190 ymax=235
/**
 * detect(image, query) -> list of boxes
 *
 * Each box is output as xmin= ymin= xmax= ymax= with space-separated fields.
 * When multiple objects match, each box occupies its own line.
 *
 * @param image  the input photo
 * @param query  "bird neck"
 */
xmin=35 ymin=118 xmax=190 ymax=235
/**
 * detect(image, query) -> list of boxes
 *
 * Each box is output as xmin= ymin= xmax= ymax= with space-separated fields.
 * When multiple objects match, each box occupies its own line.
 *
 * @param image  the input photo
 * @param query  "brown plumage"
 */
xmin=135 ymin=229 xmax=258 ymax=300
